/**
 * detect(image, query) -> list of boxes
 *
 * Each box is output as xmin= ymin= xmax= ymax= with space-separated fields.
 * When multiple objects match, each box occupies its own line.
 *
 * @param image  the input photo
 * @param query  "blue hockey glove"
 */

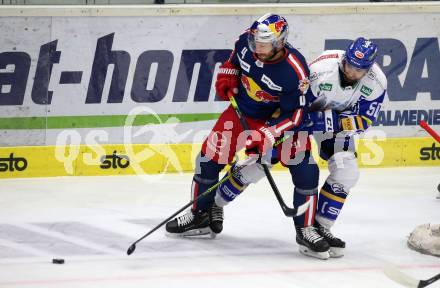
xmin=307 ymin=109 xmax=339 ymax=133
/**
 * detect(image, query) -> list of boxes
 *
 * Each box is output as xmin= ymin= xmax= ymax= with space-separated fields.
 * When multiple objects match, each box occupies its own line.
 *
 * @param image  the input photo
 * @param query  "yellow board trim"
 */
xmin=0 ymin=137 xmax=438 ymax=179
xmin=320 ymin=189 xmax=346 ymax=204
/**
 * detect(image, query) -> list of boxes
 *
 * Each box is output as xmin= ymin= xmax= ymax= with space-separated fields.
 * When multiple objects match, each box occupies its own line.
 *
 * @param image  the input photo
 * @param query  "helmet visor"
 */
xmin=248 ymin=28 xmax=276 ymax=52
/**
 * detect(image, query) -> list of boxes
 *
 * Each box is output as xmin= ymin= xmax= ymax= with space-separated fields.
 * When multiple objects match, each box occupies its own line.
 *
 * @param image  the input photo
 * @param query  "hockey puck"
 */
xmin=52 ymin=258 xmax=65 ymax=264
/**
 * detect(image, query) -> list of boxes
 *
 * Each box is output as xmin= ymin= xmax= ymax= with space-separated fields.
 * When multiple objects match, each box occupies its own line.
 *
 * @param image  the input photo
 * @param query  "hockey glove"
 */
xmin=307 ymin=110 xmax=340 ymax=133
xmin=307 ymin=110 xmax=371 ymax=135
xmin=215 ymin=61 xmax=240 ymax=101
xmin=246 ymin=108 xmax=304 ymax=156
xmin=245 ymin=126 xmax=277 ymax=156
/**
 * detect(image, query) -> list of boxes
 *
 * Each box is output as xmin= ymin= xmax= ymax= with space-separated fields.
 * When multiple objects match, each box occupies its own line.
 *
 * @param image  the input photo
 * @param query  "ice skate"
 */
xmin=209 ymin=203 xmax=224 ymax=234
xmin=166 ymin=210 xmax=215 ymax=237
xmin=314 ymin=221 xmax=345 ymax=258
xmin=295 ymin=225 xmax=330 ymax=260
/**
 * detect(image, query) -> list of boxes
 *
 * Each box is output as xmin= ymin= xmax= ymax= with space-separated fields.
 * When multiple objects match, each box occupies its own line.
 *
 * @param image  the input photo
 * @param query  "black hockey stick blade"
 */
xmin=384 ymin=265 xmax=440 ymax=288
xmin=261 ymin=163 xmax=311 ymax=217
xmin=126 ymin=203 xmax=191 ymax=256
xmin=420 ymin=273 xmax=440 ymax=288
xmin=126 ymin=175 xmax=228 ymax=256
xmin=127 ymin=243 xmax=136 ymax=255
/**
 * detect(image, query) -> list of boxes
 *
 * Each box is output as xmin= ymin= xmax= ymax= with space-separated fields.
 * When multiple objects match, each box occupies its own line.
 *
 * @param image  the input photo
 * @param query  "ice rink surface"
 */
xmin=0 ymin=167 xmax=439 ymax=288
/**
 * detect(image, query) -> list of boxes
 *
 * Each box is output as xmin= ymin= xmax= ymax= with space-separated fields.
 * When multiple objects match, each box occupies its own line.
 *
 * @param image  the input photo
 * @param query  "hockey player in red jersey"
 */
xmin=166 ymin=14 xmax=330 ymax=259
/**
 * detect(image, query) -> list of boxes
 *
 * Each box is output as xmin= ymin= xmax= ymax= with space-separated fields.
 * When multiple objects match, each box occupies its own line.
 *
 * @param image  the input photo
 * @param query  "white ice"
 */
xmin=0 ymin=167 xmax=439 ymax=288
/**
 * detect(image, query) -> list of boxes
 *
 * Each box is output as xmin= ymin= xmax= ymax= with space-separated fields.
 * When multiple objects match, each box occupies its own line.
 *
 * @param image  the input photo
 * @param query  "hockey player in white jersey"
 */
xmin=307 ymin=37 xmax=387 ymax=258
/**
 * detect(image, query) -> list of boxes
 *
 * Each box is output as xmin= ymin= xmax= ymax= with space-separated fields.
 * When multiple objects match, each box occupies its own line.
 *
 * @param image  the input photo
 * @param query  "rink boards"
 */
xmin=0 ymin=4 xmax=439 ymax=178
xmin=0 ymin=137 xmax=437 ymax=178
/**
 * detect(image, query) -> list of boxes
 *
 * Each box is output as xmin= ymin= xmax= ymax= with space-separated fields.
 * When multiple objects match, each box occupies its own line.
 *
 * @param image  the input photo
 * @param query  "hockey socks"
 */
xmin=215 ymin=167 xmax=247 ymax=207
xmin=292 ymin=187 xmax=331 ymax=259
xmin=315 ymin=181 xmax=347 ymax=226
xmin=293 ymin=187 xmax=318 ymax=227
xmin=315 ymin=181 xmax=347 ymax=257
xmin=191 ymin=153 xmax=225 ymax=212
xmin=214 ymin=157 xmax=266 ymax=207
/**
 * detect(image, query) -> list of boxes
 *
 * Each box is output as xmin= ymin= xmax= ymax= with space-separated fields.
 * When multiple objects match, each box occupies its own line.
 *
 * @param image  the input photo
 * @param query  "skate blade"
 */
xmin=298 ymin=245 xmax=330 ymax=260
xmin=329 ymin=247 xmax=344 ymax=258
xmin=166 ymin=227 xmax=214 ymax=238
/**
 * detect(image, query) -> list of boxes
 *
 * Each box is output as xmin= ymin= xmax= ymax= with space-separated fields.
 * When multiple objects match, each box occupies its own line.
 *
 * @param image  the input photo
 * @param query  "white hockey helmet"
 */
xmin=248 ymin=13 xmax=289 ymax=52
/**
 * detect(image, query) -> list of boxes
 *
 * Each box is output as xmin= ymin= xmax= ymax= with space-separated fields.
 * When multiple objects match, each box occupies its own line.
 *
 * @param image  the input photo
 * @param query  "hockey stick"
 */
xmin=384 ymin=265 xmax=440 ymax=288
xmin=127 ymin=174 xmax=227 ymax=255
xmin=229 ymin=95 xmax=311 ymax=218
xmin=420 ymin=120 xmax=440 ymax=143
xmin=126 ymin=110 xmax=310 ymax=255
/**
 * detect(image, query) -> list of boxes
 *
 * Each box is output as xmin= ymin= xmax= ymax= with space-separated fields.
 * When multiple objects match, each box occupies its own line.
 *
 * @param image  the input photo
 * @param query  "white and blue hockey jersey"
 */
xmin=309 ymin=50 xmax=387 ymax=131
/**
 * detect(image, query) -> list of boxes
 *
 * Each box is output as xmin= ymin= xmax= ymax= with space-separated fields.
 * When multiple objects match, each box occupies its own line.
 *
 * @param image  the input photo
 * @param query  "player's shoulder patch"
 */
xmin=360 ymin=65 xmax=387 ymax=100
xmin=367 ymin=64 xmax=387 ymax=90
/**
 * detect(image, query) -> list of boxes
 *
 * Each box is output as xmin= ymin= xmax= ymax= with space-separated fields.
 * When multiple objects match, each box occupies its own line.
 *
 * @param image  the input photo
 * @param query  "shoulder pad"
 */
xmin=309 ymin=50 xmax=344 ymax=66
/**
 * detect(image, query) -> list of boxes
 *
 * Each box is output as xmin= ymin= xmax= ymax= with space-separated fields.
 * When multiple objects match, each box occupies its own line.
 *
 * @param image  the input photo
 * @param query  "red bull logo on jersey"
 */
xmin=298 ymin=78 xmax=310 ymax=94
xmin=241 ymin=75 xmax=279 ymax=103
xmin=255 ymin=91 xmax=279 ymax=103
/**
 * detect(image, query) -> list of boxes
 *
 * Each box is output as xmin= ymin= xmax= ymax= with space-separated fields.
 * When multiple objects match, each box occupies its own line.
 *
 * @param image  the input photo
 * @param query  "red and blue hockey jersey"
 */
xmin=228 ymin=32 xmax=313 ymax=124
